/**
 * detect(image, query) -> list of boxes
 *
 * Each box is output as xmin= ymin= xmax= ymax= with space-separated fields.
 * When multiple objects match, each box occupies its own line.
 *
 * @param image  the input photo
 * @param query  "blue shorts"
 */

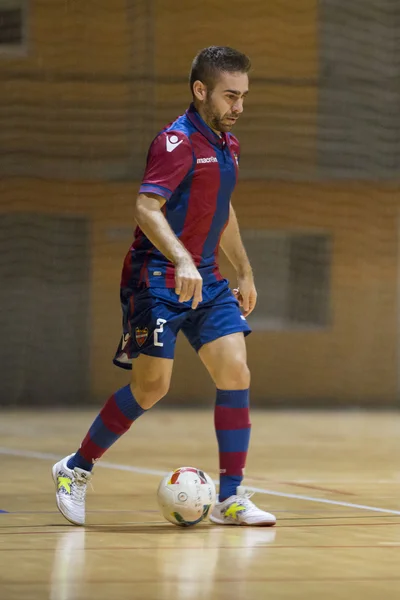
xmin=113 ymin=279 xmax=251 ymax=369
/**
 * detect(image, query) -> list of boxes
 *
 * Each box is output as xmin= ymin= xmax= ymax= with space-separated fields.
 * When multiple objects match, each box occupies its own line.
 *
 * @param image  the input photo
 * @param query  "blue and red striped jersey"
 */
xmin=121 ymin=103 xmax=240 ymax=288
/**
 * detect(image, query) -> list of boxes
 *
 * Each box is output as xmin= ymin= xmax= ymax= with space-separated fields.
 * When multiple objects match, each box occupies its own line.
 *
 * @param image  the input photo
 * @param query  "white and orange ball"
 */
xmin=157 ymin=467 xmax=216 ymax=527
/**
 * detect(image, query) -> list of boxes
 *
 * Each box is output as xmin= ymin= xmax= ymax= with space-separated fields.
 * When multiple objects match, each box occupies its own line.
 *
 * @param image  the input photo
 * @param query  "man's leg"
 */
xmin=68 ymin=354 xmax=173 ymax=470
xmin=199 ymin=332 xmax=251 ymax=500
xmin=198 ymin=333 xmax=276 ymax=526
xmin=52 ymin=355 xmax=173 ymax=525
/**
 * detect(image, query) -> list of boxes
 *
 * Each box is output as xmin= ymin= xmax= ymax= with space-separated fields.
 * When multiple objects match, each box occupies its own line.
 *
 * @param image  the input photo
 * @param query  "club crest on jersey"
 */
xmin=233 ymin=152 xmax=239 ymax=166
xmin=135 ymin=327 xmax=148 ymax=347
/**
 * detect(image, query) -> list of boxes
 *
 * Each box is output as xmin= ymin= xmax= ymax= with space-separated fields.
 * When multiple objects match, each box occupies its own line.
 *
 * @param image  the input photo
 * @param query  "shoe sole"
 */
xmin=209 ymin=515 xmax=276 ymax=527
xmin=52 ymin=463 xmax=84 ymax=527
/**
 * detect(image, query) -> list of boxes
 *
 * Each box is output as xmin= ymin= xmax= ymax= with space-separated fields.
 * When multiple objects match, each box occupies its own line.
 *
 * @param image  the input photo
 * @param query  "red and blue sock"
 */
xmin=67 ymin=385 xmax=146 ymax=472
xmin=214 ymin=388 xmax=251 ymax=501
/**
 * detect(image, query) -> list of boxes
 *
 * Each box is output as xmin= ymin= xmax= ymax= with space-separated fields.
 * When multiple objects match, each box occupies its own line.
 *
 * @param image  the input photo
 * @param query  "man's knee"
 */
xmin=216 ymin=359 xmax=251 ymax=390
xmin=131 ymin=375 xmax=170 ymax=409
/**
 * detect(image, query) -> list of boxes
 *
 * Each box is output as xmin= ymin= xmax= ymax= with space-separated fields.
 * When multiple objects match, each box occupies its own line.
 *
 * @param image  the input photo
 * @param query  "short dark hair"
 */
xmin=189 ymin=46 xmax=251 ymax=94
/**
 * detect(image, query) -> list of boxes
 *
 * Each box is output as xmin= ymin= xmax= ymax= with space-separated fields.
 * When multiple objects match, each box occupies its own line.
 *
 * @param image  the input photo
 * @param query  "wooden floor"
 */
xmin=1 ymin=409 xmax=400 ymax=599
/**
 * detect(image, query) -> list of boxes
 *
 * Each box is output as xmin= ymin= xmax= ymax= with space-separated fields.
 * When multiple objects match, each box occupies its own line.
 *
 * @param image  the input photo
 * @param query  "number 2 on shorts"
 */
xmin=154 ymin=318 xmax=167 ymax=347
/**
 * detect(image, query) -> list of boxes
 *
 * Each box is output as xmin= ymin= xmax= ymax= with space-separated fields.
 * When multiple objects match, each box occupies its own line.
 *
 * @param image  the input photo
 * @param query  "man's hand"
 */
xmin=233 ymin=273 xmax=257 ymax=317
xmin=175 ymin=257 xmax=203 ymax=309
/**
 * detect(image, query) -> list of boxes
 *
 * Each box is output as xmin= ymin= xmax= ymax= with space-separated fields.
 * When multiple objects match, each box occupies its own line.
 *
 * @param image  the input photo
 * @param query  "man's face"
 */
xmin=202 ymin=71 xmax=249 ymax=133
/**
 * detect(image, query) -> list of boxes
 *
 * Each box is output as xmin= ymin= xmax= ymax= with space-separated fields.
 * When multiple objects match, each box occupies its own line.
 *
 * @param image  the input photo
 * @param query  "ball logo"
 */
xmin=197 ymin=470 xmax=208 ymax=484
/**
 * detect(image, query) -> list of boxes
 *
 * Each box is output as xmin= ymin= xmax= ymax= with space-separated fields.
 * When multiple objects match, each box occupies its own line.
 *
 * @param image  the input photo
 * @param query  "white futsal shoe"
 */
xmin=209 ymin=486 xmax=276 ymax=527
xmin=52 ymin=454 xmax=92 ymax=526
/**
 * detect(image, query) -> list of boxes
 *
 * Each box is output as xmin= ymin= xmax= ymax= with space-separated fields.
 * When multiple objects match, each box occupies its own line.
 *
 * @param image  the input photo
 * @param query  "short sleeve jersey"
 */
xmin=121 ymin=103 xmax=240 ymax=288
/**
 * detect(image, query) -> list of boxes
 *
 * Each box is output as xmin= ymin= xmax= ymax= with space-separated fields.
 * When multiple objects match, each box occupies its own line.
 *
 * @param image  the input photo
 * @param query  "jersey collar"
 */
xmin=186 ymin=103 xmax=227 ymax=149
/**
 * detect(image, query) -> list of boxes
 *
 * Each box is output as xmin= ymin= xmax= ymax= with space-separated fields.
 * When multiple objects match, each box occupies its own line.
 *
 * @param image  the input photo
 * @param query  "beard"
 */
xmin=203 ymin=97 xmax=239 ymax=133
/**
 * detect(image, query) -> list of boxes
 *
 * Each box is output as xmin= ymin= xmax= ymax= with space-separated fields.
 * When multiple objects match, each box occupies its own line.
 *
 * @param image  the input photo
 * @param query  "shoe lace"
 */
xmin=235 ymin=489 xmax=259 ymax=515
xmin=71 ymin=472 xmax=91 ymax=503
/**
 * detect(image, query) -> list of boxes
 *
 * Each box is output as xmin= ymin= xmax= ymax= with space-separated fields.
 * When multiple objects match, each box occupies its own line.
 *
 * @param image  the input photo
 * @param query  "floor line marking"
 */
xmin=2 ymin=446 xmax=400 ymax=516
xmin=0 ymin=544 xmax=400 ymax=550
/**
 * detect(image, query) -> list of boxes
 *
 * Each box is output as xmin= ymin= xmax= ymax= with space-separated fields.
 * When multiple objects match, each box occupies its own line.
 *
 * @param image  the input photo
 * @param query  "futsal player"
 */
xmin=53 ymin=46 xmax=276 ymax=527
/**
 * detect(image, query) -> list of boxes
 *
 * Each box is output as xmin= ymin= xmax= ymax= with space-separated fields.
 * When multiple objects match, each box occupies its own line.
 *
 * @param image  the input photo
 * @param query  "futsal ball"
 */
xmin=157 ymin=467 xmax=216 ymax=527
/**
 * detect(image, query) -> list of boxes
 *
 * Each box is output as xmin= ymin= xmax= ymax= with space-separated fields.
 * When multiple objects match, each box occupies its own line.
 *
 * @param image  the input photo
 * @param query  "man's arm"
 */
xmin=134 ymin=193 xmax=203 ymax=309
xmin=220 ymin=202 xmax=257 ymax=316
xmin=220 ymin=203 xmax=252 ymax=277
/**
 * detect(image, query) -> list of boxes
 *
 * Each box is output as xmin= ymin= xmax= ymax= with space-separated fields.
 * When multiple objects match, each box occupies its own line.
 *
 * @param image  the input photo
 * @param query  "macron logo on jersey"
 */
xmin=197 ymin=157 xmax=218 ymax=164
xmin=166 ymin=135 xmax=183 ymax=152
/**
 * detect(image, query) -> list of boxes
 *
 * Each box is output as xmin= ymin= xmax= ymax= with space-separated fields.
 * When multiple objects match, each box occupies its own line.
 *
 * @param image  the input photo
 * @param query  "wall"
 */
xmin=153 ymin=0 xmax=319 ymax=179
xmin=0 ymin=0 xmax=398 ymax=406
xmin=1 ymin=177 xmax=397 ymax=406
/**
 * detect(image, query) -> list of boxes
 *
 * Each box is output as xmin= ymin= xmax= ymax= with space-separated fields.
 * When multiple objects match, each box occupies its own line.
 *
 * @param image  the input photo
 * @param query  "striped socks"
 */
xmin=67 ymin=385 xmax=146 ymax=472
xmin=214 ymin=388 xmax=251 ymax=501
xmin=68 ymin=384 xmax=251 ymax=498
